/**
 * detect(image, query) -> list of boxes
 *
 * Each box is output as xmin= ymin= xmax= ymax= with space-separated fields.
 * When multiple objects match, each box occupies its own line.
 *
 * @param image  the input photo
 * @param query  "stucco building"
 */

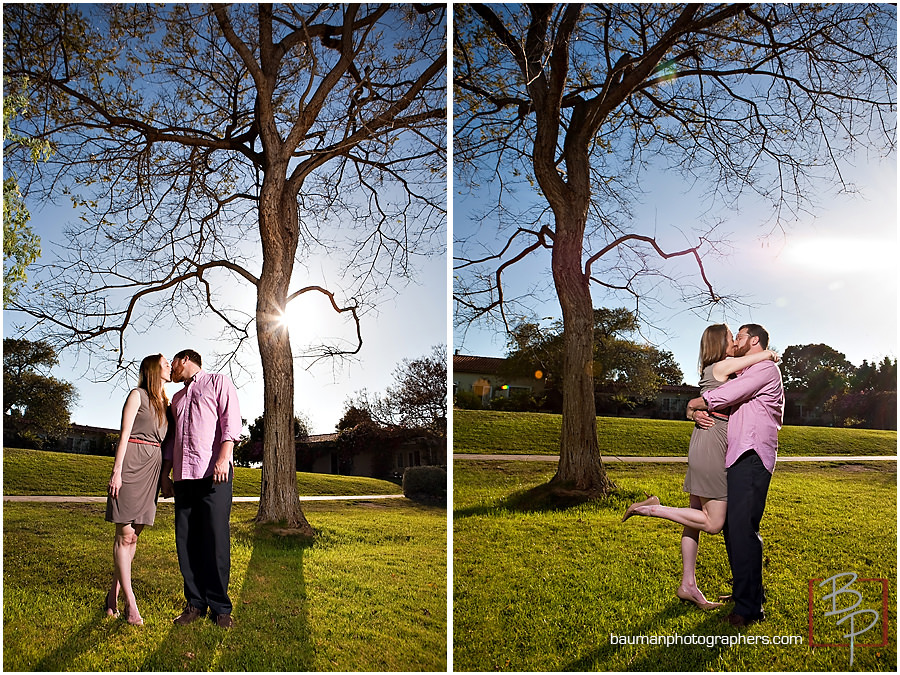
xmin=452 ymin=353 xmax=546 ymax=405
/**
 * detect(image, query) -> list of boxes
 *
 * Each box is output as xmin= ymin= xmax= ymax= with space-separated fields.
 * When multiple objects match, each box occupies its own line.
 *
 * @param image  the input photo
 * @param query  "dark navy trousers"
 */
xmin=724 ymin=450 xmax=771 ymax=619
xmin=173 ymin=470 xmax=233 ymax=616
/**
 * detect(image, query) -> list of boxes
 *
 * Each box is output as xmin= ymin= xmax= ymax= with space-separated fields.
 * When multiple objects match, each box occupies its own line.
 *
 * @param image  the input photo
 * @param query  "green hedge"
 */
xmin=402 ymin=465 xmax=447 ymax=503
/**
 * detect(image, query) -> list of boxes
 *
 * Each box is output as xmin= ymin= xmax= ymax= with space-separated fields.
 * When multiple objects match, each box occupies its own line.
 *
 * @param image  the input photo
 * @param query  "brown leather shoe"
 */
xmin=173 ymin=604 xmax=205 ymax=625
xmin=721 ymin=611 xmax=764 ymax=627
xmin=214 ymin=613 xmax=234 ymax=629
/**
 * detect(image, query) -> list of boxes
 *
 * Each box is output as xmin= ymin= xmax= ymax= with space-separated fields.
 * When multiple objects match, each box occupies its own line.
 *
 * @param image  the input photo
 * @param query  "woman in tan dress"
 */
xmin=105 ymin=354 xmax=171 ymax=625
xmin=622 ymin=324 xmax=777 ymax=610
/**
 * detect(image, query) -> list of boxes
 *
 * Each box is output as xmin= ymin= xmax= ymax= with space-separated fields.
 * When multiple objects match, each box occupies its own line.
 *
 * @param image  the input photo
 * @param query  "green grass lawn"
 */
xmin=4 ymin=499 xmax=446 ymax=671
xmin=453 ymin=409 xmax=898 ymax=457
xmin=453 ymin=460 xmax=896 ymax=672
xmin=3 ymin=447 xmax=401 ymax=497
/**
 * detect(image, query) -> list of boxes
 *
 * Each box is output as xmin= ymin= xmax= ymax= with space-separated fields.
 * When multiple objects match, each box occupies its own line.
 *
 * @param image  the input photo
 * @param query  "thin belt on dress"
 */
xmin=129 ymin=437 xmax=161 ymax=447
xmin=709 ymin=411 xmax=729 ymax=421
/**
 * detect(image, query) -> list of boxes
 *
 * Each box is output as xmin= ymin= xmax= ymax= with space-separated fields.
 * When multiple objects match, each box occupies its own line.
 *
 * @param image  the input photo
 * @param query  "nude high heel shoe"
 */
xmin=123 ymin=605 xmax=144 ymax=626
xmin=676 ymin=587 xmax=725 ymax=611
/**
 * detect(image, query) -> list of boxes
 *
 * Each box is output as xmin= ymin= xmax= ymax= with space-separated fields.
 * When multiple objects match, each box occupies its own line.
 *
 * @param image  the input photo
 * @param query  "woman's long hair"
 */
xmin=698 ymin=324 xmax=730 ymax=374
xmin=138 ymin=354 xmax=169 ymax=426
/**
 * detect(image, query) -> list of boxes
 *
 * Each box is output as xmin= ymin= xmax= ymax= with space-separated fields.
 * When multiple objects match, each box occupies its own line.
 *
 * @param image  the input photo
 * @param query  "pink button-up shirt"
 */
xmin=163 ymin=371 xmax=242 ymax=481
xmin=702 ymin=360 xmax=784 ymax=474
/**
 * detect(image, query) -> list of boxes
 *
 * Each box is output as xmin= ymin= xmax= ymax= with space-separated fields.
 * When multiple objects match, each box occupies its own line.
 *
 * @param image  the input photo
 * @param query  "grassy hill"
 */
xmin=453 ymin=409 xmax=897 ymax=457
xmin=2 ymin=447 xmax=401 ymax=497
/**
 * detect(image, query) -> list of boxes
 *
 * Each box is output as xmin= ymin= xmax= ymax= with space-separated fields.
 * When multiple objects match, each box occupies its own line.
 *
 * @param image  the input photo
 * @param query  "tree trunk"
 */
xmin=255 ymin=181 xmax=315 ymax=535
xmin=528 ymin=58 xmax=614 ymax=495
xmin=548 ymin=211 xmax=615 ymax=495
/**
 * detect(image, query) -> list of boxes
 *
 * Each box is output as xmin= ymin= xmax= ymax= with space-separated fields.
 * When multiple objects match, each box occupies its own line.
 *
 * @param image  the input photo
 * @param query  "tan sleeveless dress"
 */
xmin=682 ymin=365 xmax=729 ymax=500
xmin=105 ymin=388 xmax=168 ymax=525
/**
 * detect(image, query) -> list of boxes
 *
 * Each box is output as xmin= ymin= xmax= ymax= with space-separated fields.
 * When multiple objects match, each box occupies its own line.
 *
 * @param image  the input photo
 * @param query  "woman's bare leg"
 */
xmin=679 ymin=495 xmax=702 ymax=591
xmin=625 ymin=495 xmax=727 ymax=606
xmin=106 ymin=572 xmax=121 ymax=616
xmin=678 ymin=495 xmax=719 ymax=606
xmin=114 ymin=523 xmax=144 ymax=625
xmin=629 ymin=495 xmax=726 ymax=534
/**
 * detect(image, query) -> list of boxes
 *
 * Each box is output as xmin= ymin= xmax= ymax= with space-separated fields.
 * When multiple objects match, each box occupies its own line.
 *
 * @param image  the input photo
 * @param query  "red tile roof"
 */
xmin=452 ymin=354 xmax=506 ymax=374
xmin=306 ymin=432 xmax=339 ymax=443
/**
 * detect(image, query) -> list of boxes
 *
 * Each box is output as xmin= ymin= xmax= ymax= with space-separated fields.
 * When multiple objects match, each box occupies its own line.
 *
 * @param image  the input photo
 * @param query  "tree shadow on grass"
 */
xmin=564 ymin=600 xmax=731 ymax=672
xmin=140 ymin=518 xmax=315 ymax=671
xmin=455 ymin=481 xmax=653 ymax=520
xmin=32 ymin=612 xmax=121 ymax=671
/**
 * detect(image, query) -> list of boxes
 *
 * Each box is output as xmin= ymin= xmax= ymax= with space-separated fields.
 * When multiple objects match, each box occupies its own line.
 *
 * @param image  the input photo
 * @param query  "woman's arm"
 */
xmin=160 ymin=413 xmax=175 ymax=498
xmin=108 ymin=389 xmax=141 ymax=499
xmin=711 ymin=349 xmax=777 ymax=382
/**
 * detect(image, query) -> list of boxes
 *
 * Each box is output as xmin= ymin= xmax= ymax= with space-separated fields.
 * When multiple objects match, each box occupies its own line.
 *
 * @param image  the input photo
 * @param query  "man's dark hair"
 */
xmin=740 ymin=324 xmax=770 ymax=349
xmin=174 ymin=349 xmax=202 ymax=367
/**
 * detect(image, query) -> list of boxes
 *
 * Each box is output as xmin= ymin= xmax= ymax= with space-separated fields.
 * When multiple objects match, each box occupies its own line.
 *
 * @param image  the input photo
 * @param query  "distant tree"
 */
xmin=829 ymin=356 xmax=897 ymax=430
xmin=234 ymin=413 xmax=309 ymax=468
xmin=781 ymin=344 xmax=856 ymax=391
xmin=503 ymin=308 xmax=683 ymax=410
xmin=342 ymin=388 xmax=395 ymax=429
xmin=851 ymin=360 xmax=878 ymax=392
xmin=347 ymin=344 xmax=447 ymax=433
xmin=651 ymin=349 xmax=684 ymax=388
xmin=389 ymin=344 xmax=448 ymax=433
xmin=503 ymin=320 xmax=562 ymax=392
xmin=850 ymin=356 xmax=898 ymax=394
xmin=2 ymin=79 xmax=51 ymax=306
xmin=875 ymin=357 xmax=898 ymax=394
xmin=3 ymin=338 xmax=78 ymax=447
xmin=336 ymin=405 xmax=373 ymax=432
xmin=781 ymin=343 xmax=855 ymax=422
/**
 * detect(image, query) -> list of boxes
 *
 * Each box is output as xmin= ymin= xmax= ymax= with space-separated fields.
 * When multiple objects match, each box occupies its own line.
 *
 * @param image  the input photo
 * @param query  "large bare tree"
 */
xmin=454 ymin=3 xmax=896 ymax=495
xmin=4 ymin=3 xmax=446 ymax=533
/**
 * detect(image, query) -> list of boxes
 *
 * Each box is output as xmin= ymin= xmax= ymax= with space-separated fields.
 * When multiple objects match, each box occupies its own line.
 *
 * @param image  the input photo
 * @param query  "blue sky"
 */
xmin=452 ymin=152 xmax=897 ymax=385
xmin=450 ymin=4 xmax=897 ymax=389
xmin=3 ymin=5 xmax=448 ymax=437
xmin=4 ymin=197 xmax=447 ymax=435
xmin=5 ymin=5 xmax=896 ymax=434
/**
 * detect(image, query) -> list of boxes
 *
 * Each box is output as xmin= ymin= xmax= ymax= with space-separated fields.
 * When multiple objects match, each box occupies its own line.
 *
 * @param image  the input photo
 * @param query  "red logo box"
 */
xmin=808 ymin=577 xmax=889 ymax=648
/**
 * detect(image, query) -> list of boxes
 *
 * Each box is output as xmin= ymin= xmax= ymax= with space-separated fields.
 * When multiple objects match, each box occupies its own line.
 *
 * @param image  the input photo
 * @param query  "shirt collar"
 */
xmin=184 ymin=369 xmax=205 ymax=386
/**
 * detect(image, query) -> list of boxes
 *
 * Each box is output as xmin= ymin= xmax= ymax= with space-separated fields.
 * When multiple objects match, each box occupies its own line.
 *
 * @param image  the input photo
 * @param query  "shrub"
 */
xmin=4 ymin=429 xmax=42 ymax=450
xmin=98 ymin=433 xmax=119 ymax=457
xmin=454 ymin=390 xmax=483 ymax=410
xmin=402 ymin=465 xmax=446 ymax=503
xmin=489 ymin=390 xmax=541 ymax=412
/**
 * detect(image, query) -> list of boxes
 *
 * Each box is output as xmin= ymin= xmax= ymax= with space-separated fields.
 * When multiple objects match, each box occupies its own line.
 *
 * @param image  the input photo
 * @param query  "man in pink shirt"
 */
xmin=161 ymin=349 xmax=242 ymax=629
xmin=687 ymin=323 xmax=784 ymax=628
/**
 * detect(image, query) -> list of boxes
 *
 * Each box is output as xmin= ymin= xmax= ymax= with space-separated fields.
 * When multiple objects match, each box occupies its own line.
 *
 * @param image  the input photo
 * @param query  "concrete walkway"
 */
xmin=4 ymin=494 xmax=406 ymax=504
xmin=454 ymin=454 xmax=896 ymax=463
